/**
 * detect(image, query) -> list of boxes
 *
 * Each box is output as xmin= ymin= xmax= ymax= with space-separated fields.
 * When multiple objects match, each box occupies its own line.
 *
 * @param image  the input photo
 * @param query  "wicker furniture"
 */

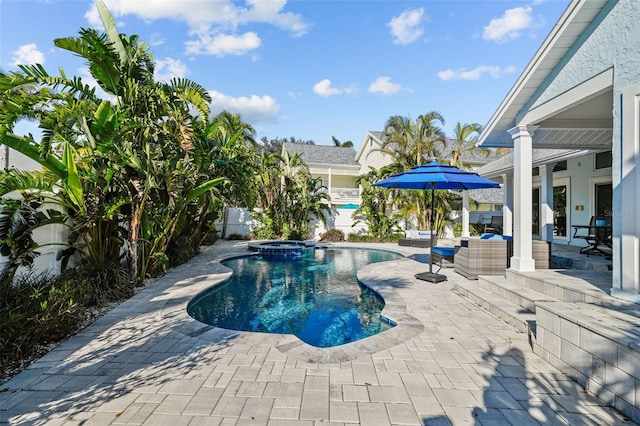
xmin=454 ymin=238 xmax=551 ymax=279
xmin=454 ymin=239 xmax=509 ymax=279
xmin=398 ymin=230 xmax=437 ymax=248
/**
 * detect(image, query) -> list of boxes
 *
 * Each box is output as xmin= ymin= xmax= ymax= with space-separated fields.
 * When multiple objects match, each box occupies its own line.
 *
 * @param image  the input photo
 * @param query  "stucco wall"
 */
xmin=531 ymin=153 xmax=611 ymax=247
xmin=530 ymin=0 xmax=640 ymax=109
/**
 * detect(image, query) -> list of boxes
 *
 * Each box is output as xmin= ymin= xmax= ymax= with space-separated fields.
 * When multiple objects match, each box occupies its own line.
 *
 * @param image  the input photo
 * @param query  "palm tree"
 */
xmin=378 ymin=112 xmax=446 ymax=170
xmin=449 ymin=122 xmax=492 ymax=169
xmin=210 ymin=111 xmax=257 ymax=238
xmin=212 ymin=111 xmax=257 ymax=147
xmin=375 ymin=112 xmax=446 ymax=229
xmin=331 ymin=136 xmax=354 ymax=148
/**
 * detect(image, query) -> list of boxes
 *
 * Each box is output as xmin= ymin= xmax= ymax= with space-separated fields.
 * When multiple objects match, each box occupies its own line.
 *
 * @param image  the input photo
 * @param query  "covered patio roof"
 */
xmin=476 ymin=148 xmax=597 ymax=179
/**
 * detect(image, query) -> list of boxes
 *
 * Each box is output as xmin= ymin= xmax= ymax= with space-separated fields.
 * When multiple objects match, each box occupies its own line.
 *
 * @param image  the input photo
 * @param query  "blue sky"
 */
xmin=1 ymin=0 xmax=569 ymax=149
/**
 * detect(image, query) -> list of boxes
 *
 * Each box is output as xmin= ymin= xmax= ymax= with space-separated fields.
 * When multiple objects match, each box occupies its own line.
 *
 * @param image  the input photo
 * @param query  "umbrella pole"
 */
xmin=429 ymin=185 xmax=434 ymax=275
xmin=416 ymin=183 xmax=447 ymax=283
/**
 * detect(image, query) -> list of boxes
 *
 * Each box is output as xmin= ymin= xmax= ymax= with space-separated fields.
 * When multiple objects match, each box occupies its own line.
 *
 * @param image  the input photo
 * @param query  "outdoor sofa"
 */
xmin=398 ymin=230 xmax=437 ymax=248
xmin=453 ymin=235 xmax=550 ymax=280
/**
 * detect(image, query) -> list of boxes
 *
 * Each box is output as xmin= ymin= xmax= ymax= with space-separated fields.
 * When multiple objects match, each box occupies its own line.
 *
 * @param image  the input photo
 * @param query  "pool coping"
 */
xmin=162 ymin=244 xmax=424 ymax=363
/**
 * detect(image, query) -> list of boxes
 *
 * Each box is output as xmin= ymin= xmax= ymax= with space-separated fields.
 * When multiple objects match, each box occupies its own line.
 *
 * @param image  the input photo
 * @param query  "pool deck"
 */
xmin=0 ymin=240 xmax=634 ymax=425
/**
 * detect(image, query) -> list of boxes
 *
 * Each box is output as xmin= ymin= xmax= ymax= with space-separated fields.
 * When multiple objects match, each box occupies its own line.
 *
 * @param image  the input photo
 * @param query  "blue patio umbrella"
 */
xmin=374 ymin=161 xmax=501 ymax=282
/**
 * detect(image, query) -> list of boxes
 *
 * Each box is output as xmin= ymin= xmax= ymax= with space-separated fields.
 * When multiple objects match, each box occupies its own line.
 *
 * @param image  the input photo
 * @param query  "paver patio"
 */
xmin=0 ymin=240 xmax=634 ymax=425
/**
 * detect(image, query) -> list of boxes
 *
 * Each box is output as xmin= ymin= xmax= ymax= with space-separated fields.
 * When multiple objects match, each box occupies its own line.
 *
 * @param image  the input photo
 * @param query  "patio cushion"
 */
xmin=431 ymin=246 xmax=455 ymax=269
xmin=432 ymin=247 xmax=455 ymax=257
xmin=480 ymin=234 xmax=513 ymax=240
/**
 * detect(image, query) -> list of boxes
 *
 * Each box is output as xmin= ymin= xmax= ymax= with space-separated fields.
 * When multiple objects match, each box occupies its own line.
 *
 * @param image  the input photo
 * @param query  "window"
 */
xmin=595 ymin=182 xmax=612 ymax=217
xmin=595 ymin=150 xmax=612 ymax=170
xmin=553 ymin=185 xmax=567 ymax=237
xmin=553 ymin=161 xmax=567 ymax=172
xmin=532 ymin=187 xmax=540 ymax=236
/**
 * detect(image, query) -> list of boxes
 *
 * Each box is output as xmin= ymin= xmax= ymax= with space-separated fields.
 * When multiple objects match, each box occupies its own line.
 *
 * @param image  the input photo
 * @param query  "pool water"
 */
xmin=187 ymin=248 xmax=402 ymax=347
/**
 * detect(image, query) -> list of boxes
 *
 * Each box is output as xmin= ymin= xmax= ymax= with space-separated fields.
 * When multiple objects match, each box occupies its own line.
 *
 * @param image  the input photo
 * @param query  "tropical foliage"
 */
xmin=251 ymin=151 xmax=331 ymax=240
xmin=353 ymin=166 xmax=402 ymax=240
xmin=0 ymin=0 xmax=269 ymax=380
xmin=0 ymin=0 xmax=237 ymax=284
xmin=367 ymin=115 xmax=495 ymax=236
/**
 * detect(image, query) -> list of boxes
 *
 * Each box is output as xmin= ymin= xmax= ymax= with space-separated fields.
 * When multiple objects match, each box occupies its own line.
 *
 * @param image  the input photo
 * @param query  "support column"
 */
xmin=540 ymin=163 xmax=556 ymax=243
xmin=462 ymin=191 xmax=470 ymax=237
xmin=502 ymin=173 xmax=513 ymax=237
xmin=508 ymin=125 xmax=536 ymax=271
xmin=613 ymin=83 xmax=640 ymax=301
xmin=328 ymin=168 xmax=333 ymax=206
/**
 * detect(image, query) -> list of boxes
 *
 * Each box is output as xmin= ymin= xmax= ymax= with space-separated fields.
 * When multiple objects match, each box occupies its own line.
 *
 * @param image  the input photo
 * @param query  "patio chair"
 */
xmin=453 ymin=238 xmax=509 ymax=279
xmin=484 ymin=216 xmax=503 ymax=234
xmin=453 ymin=236 xmax=550 ymax=279
xmin=430 ymin=246 xmax=455 ymax=271
xmin=573 ymin=216 xmax=612 ymax=256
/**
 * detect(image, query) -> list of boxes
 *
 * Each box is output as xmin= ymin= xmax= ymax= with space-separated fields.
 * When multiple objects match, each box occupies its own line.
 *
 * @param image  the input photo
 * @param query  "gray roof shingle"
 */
xmin=283 ymin=143 xmax=359 ymax=166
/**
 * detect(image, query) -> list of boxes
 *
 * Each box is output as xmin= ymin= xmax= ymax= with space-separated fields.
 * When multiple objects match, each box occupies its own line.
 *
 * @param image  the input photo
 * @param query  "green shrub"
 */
xmin=0 ymin=271 xmax=91 ymax=382
xmin=453 ymin=223 xmax=484 ymax=237
xmin=320 ymin=229 xmax=345 ymax=242
xmin=166 ymin=235 xmax=200 ymax=269
xmin=226 ymin=233 xmax=247 ymax=240
xmin=70 ymin=263 xmax=133 ymax=304
xmin=346 ymin=233 xmax=402 ymax=243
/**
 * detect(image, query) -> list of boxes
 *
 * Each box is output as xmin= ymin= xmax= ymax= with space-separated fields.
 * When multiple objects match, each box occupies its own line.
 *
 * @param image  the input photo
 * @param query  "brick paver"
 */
xmin=0 ymin=240 xmax=635 ymax=425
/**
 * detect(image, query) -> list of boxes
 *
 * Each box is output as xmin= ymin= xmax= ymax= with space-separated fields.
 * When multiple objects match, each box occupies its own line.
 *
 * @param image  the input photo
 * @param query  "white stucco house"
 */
xmin=477 ymin=0 xmax=639 ymax=303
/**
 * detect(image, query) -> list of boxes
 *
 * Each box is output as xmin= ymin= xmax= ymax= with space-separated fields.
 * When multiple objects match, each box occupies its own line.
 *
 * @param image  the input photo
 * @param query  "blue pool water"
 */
xmin=187 ymin=248 xmax=402 ymax=347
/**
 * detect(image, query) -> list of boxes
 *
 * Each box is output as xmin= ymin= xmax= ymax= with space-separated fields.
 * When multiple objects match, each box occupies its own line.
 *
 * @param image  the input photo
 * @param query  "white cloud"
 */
xmin=483 ymin=6 xmax=533 ymax=42
xmin=149 ymin=33 xmax=165 ymax=46
xmin=387 ymin=8 xmax=424 ymax=45
xmin=313 ymin=79 xmax=342 ymax=97
xmin=10 ymin=43 xmax=45 ymax=66
xmin=155 ymin=57 xmax=189 ymax=82
xmin=185 ymin=32 xmax=261 ymax=56
xmin=368 ymin=76 xmax=402 ymax=95
xmin=437 ymin=65 xmax=517 ymax=81
xmin=85 ymin=0 xmax=309 ymax=57
xmin=312 ymin=79 xmax=357 ymax=97
xmin=208 ymin=90 xmax=280 ymax=124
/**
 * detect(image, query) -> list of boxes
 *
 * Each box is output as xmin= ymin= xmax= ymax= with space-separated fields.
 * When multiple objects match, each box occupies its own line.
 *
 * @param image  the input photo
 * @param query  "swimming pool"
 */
xmin=187 ymin=247 xmax=402 ymax=347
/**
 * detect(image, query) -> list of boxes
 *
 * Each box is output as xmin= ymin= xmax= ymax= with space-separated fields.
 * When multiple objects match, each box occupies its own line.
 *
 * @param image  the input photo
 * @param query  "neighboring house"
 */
xmin=281 ymin=133 xmax=507 ymax=239
xmin=281 ymin=143 xmax=366 ymax=238
xmin=1 ymin=146 xmax=42 ymax=171
xmin=283 ymin=143 xmax=362 ymax=208
xmin=477 ymin=0 xmax=639 ymax=302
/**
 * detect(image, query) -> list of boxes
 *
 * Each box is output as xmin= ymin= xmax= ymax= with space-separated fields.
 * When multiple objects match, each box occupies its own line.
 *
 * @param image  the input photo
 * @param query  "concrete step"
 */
xmin=452 ymin=280 xmax=537 ymax=345
xmin=506 ymin=269 xmax=620 ymax=305
xmin=478 ymin=275 xmax=557 ymax=313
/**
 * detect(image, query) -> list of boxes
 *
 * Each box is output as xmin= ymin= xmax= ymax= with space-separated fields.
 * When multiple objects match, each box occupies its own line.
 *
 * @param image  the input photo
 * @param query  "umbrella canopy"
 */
xmin=373 ymin=161 xmax=500 ymax=282
xmin=373 ymin=161 xmax=501 ymax=191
